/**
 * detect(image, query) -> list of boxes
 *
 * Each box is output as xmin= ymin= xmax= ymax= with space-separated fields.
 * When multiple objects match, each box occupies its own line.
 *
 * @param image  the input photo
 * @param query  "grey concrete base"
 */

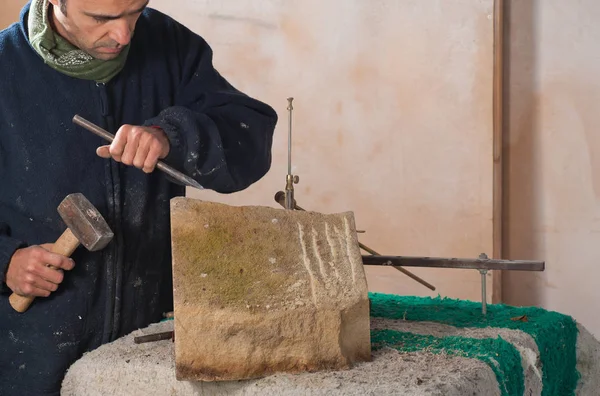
xmin=61 ymin=321 xmax=499 ymax=396
xmin=61 ymin=318 xmax=600 ymax=396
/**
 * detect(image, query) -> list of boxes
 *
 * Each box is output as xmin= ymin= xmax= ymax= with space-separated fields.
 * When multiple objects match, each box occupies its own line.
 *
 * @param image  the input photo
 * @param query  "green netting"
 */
xmin=369 ymin=293 xmax=579 ymax=396
xmin=371 ymin=329 xmax=524 ymax=396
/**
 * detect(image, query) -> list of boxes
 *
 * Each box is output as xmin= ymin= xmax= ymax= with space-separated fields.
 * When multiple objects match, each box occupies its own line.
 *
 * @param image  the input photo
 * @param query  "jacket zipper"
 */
xmin=96 ymin=82 xmax=123 ymax=342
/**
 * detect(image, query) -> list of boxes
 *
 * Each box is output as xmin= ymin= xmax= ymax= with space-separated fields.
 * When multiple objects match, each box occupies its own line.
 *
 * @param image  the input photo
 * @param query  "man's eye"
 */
xmin=94 ymin=17 xmax=109 ymax=23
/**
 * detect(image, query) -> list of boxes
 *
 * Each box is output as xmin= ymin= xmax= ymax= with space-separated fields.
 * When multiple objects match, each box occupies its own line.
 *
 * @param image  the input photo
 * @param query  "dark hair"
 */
xmin=59 ymin=0 xmax=67 ymax=15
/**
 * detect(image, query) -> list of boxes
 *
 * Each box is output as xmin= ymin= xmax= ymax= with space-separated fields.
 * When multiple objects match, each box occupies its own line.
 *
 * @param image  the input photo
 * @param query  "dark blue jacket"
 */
xmin=0 ymin=3 xmax=277 ymax=395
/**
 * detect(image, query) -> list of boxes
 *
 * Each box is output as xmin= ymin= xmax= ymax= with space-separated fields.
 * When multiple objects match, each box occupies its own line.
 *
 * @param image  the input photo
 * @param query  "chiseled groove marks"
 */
xmin=298 ymin=218 xmax=360 ymax=304
xmin=324 ymin=223 xmax=342 ymax=281
xmin=311 ymin=227 xmax=328 ymax=279
xmin=297 ymin=223 xmax=318 ymax=305
xmin=343 ymin=217 xmax=360 ymax=284
xmin=333 ymin=225 xmax=347 ymax=279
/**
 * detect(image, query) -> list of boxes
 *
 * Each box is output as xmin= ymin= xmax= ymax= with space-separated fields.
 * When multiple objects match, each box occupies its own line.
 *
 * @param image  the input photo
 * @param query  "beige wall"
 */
xmin=504 ymin=0 xmax=600 ymax=338
xmin=153 ymin=0 xmax=497 ymax=302
xmin=0 ymin=0 xmax=26 ymax=28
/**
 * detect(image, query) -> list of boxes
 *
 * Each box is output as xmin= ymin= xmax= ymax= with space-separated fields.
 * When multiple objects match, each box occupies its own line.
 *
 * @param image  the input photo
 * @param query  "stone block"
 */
xmin=169 ymin=197 xmax=371 ymax=381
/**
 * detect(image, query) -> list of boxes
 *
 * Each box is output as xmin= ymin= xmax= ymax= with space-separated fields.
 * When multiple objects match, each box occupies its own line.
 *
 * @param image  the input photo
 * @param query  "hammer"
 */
xmin=9 ymin=193 xmax=114 ymax=313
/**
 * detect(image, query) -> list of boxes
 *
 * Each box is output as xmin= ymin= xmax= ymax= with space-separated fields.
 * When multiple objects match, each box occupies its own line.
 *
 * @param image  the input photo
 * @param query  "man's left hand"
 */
xmin=97 ymin=125 xmax=170 ymax=173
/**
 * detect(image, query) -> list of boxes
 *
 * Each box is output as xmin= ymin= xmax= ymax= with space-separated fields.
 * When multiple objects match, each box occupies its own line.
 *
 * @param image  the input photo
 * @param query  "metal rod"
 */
xmin=134 ymin=331 xmax=174 ymax=344
xmin=361 ymin=255 xmax=545 ymax=271
xmin=287 ymin=98 xmax=293 ymax=176
xmin=284 ymin=99 xmax=296 ymax=210
xmin=72 ymin=115 xmax=205 ymax=190
xmin=357 ymin=243 xmax=435 ymax=291
xmin=273 ymin=191 xmax=437 ymax=291
xmin=480 ymin=270 xmax=488 ymax=315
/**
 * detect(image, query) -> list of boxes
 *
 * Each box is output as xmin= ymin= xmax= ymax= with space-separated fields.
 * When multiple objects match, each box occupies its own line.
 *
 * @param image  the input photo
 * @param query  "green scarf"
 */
xmin=27 ymin=0 xmax=129 ymax=83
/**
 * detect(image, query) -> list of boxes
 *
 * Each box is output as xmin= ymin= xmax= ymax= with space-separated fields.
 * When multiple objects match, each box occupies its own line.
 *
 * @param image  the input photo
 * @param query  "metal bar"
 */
xmin=362 ymin=255 xmax=545 ymax=271
xmin=273 ymin=191 xmax=437 ymax=291
xmin=357 ymin=243 xmax=435 ymax=291
xmin=480 ymin=270 xmax=488 ymax=315
xmin=284 ymin=99 xmax=296 ymax=210
xmin=287 ymin=98 xmax=293 ymax=176
xmin=134 ymin=331 xmax=174 ymax=344
xmin=72 ymin=115 xmax=205 ymax=190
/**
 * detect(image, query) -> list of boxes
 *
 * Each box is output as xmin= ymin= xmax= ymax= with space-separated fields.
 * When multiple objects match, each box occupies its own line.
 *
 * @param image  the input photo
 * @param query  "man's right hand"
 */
xmin=5 ymin=244 xmax=75 ymax=297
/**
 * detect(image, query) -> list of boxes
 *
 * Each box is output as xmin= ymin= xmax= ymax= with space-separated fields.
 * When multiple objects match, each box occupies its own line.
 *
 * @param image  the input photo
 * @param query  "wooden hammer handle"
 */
xmin=9 ymin=228 xmax=81 ymax=313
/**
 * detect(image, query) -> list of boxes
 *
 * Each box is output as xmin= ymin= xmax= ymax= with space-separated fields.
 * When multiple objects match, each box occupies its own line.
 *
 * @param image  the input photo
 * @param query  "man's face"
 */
xmin=49 ymin=0 xmax=149 ymax=60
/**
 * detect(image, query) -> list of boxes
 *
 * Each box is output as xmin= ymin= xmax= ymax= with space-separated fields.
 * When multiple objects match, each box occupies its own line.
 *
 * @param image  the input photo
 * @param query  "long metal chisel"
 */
xmin=72 ymin=115 xmax=205 ymax=190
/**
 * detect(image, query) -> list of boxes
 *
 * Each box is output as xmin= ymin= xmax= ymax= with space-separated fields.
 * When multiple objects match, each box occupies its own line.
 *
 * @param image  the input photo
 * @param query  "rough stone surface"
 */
xmin=60 ymin=320 xmax=500 ymax=396
xmin=370 ymin=319 xmax=543 ymax=395
xmin=576 ymin=323 xmax=600 ymax=395
xmin=60 ymin=319 xmax=600 ymax=395
xmin=169 ymin=198 xmax=371 ymax=381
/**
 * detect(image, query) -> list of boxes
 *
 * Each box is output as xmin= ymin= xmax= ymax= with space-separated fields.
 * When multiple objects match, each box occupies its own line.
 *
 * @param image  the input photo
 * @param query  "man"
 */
xmin=0 ymin=0 xmax=277 ymax=394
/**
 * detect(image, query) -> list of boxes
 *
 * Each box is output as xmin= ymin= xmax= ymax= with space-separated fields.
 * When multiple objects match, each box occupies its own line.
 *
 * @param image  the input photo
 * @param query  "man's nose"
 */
xmin=109 ymin=20 xmax=132 ymax=46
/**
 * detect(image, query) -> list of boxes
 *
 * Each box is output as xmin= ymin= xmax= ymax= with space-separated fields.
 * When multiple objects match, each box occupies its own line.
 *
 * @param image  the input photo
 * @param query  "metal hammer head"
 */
xmin=57 ymin=193 xmax=114 ymax=251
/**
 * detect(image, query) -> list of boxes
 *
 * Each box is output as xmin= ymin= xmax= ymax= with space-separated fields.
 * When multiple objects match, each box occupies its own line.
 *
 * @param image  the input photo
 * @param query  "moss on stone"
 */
xmin=171 ymin=201 xmax=301 ymax=309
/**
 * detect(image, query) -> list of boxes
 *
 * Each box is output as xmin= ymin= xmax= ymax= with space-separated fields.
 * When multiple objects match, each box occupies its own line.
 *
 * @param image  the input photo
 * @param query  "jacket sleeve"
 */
xmin=0 ymin=223 xmax=26 ymax=294
xmin=143 ymin=21 xmax=278 ymax=194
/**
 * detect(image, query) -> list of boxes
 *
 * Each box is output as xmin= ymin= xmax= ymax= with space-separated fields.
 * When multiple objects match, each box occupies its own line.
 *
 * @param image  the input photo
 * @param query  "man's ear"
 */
xmin=48 ymin=0 xmax=67 ymax=17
